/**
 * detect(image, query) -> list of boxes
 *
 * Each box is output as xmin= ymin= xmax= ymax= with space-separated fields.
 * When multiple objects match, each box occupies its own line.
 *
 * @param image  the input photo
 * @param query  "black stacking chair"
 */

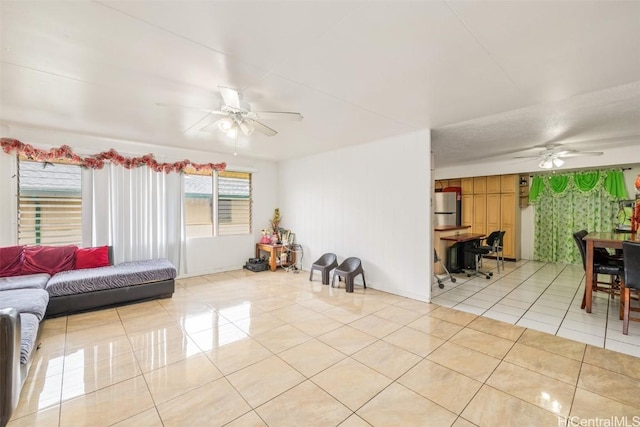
xmin=475 ymin=231 xmax=505 ymax=273
xmin=309 ymin=253 xmax=338 ymax=285
xmin=622 ymin=241 xmax=640 ymax=335
xmin=331 ymin=257 xmax=366 ymax=293
xmin=573 ymin=230 xmax=624 ymax=311
xmin=465 ymin=235 xmax=494 ymax=280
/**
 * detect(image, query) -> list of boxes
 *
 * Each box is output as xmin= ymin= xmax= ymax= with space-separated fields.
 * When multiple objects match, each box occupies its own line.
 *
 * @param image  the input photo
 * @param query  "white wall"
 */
xmin=0 ymin=124 xmax=279 ymax=276
xmin=279 ymin=130 xmax=432 ymax=301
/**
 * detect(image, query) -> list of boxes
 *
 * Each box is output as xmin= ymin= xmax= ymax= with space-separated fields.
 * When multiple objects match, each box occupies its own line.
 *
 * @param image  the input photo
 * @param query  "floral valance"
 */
xmin=0 ymin=138 xmax=226 ymax=174
xmin=529 ymin=170 xmax=628 ymax=203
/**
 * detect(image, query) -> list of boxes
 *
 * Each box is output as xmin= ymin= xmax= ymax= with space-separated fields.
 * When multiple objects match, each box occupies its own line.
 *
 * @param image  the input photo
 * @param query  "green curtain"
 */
xmin=531 ymin=170 xmax=627 ymax=264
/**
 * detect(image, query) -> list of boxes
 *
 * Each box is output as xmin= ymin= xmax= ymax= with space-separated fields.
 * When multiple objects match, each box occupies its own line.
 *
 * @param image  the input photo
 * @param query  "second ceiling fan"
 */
xmin=514 ymin=143 xmax=603 ymax=169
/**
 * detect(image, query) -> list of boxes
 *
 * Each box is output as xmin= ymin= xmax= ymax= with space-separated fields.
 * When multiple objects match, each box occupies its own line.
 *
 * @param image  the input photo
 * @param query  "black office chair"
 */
xmin=465 ymin=236 xmax=494 ymax=280
xmin=573 ymin=230 xmax=624 ymax=311
xmin=476 ymin=231 xmax=505 ymax=273
xmin=309 ymin=253 xmax=338 ymax=285
xmin=622 ymin=241 xmax=640 ymax=335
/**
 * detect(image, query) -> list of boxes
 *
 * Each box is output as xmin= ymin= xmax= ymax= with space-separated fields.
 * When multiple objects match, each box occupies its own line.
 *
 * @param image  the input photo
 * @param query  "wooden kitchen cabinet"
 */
xmin=500 ymin=174 xmax=518 ymax=193
xmin=473 ymin=177 xmax=486 ymax=194
xmin=500 ymin=193 xmax=520 ymax=259
xmin=473 ymin=194 xmax=486 ymax=235
xmin=486 ymin=175 xmax=501 ymax=194
xmin=486 ymin=193 xmax=501 ymax=232
xmin=461 ymin=178 xmax=474 ymax=195
xmin=462 ymin=194 xmax=473 ymax=228
xmin=441 ymin=173 xmax=522 ymax=261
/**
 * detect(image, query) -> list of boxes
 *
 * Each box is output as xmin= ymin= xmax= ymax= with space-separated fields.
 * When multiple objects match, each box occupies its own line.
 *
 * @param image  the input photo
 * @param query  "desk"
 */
xmin=440 ymin=233 xmax=486 ymax=272
xmin=433 ymin=226 xmax=471 ymax=274
xmin=255 ymin=243 xmax=296 ymax=272
xmin=583 ymin=232 xmax=639 ymax=313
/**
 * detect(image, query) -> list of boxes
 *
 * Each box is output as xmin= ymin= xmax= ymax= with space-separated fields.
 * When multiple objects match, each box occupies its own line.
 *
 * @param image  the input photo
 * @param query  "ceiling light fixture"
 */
xmin=539 ymin=158 xmax=553 ymax=169
xmin=217 ymin=117 xmax=234 ymax=133
xmin=538 ymin=155 xmax=565 ymax=169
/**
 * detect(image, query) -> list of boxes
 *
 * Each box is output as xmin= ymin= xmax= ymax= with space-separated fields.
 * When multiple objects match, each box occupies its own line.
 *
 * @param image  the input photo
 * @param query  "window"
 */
xmin=184 ymin=174 xmax=214 ymax=238
xmin=17 ymin=159 xmax=83 ymax=245
xmin=184 ymin=170 xmax=252 ymax=237
xmin=218 ymin=171 xmax=251 ymax=236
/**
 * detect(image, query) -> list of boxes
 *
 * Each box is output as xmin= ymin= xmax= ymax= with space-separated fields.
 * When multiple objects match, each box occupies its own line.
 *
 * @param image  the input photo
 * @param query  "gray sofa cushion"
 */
xmin=46 ymin=259 xmax=176 ymax=297
xmin=0 ymin=289 xmax=49 ymax=321
xmin=0 ymin=273 xmax=50 ymax=291
xmin=19 ymin=313 xmax=40 ymax=365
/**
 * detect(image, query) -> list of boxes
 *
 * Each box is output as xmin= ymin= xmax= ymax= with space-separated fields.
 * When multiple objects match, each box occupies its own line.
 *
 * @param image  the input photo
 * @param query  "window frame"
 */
xmin=16 ymin=158 xmax=83 ymax=246
xmin=183 ymin=169 xmax=252 ymax=238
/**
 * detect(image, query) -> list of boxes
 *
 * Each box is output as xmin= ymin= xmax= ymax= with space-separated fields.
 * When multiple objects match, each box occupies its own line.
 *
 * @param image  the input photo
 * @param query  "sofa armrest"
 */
xmin=0 ymin=308 xmax=21 ymax=427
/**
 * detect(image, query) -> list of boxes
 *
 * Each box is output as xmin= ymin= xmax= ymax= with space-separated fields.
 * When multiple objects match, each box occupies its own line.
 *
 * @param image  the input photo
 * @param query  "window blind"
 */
xmin=18 ymin=160 xmax=83 ymax=245
xmin=217 ymin=171 xmax=251 ymax=235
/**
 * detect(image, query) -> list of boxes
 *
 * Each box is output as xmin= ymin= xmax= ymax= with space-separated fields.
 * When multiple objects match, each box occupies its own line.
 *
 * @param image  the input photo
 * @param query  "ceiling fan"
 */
xmin=514 ymin=143 xmax=603 ymax=169
xmin=158 ymin=86 xmax=303 ymax=137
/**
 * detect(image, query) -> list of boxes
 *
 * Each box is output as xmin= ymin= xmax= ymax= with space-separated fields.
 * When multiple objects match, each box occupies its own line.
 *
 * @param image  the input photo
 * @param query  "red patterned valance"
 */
xmin=0 ymin=138 xmax=226 ymax=174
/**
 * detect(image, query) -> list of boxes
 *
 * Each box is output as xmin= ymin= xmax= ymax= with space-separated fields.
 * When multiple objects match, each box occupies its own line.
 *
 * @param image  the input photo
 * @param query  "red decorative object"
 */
xmin=75 ymin=246 xmax=111 ymax=270
xmin=21 ymin=245 xmax=77 ymax=275
xmin=0 ymin=138 xmax=226 ymax=174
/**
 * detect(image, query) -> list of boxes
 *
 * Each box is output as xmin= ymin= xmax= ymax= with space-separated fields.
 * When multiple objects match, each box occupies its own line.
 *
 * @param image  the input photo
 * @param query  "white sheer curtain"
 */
xmin=82 ymin=164 xmax=186 ymax=273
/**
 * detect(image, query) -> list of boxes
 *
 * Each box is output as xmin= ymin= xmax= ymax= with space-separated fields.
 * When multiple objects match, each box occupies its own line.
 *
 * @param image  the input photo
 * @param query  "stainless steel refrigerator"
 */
xmin=433 ymin=192 xmax=461 ymax=227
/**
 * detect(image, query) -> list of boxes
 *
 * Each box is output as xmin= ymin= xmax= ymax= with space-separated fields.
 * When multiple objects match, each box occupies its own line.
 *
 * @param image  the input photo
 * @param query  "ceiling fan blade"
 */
xmin=249 ymin=111 xmax=303 ymax=121
xmin=557 ymin=151 xmax=604 ymax=157
xmin=155 ymin=102 xmax=227 ymax=115
xmin=252 ymin=120 xmax=278 ymax=137
xmin=218 ymin=86 xmax=241 ymax=109
xmin=513 ymin=155 xmax=542 ymax=159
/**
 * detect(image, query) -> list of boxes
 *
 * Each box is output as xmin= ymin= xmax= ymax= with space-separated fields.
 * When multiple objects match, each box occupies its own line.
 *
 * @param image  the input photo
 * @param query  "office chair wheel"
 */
xmin=467 ymin=274 xmax=471 ymax=277
xmin=438 ymin=282 xmax=444 ymax=289
xmin=485 ymin=275 xmax=491 ymax=279
xmin=451 ymin=277 xmax=456 ymax=283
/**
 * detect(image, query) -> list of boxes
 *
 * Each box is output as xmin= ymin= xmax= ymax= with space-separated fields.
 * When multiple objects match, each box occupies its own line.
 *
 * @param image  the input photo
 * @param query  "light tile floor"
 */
xmin=432 ymin=258 xmax=640 ymax=358
xmin=7 ymin=265 xmax=640 ymax=427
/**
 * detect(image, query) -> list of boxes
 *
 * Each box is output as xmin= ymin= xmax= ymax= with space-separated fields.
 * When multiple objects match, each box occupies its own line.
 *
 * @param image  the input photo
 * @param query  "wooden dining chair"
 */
xmin=621 ymin=241 xmax=640 ymax=335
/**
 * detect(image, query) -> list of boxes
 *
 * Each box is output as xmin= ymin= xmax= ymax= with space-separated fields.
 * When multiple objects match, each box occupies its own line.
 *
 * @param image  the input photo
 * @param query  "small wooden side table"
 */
xmin=255 ymin=243 xmax=296 ymax=272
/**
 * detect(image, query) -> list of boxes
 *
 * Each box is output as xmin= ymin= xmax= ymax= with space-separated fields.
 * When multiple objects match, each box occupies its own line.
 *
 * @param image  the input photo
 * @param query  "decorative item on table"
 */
xmin=269 ymin=208 xmax=281 ymax=243
xmin=279 ymin=228 xmax=290 ymax=245
xmin=260 ymin=229 xmax=271 ymax=244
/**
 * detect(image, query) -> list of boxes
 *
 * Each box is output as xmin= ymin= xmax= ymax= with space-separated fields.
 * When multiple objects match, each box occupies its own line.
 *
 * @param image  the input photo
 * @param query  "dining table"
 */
xmin=583 ymin=232 xmax=639 ymax=313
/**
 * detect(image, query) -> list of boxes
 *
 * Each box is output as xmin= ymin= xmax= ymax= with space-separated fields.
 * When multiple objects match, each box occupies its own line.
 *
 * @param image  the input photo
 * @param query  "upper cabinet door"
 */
xmin=473 ymin=177 xmax=486 ymax=194
xmin=501 ymin=175 xmax=517 ymax=193
xmin=461 ymin=178 xmax=474 ymax=194
xmin=486 ymin=176 xmax=500 ymax=193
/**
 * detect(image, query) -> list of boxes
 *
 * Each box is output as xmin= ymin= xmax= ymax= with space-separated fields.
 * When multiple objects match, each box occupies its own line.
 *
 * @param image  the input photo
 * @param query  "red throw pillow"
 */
xmin=0 ymin=245 xmax=25 ymax=277
xmin=22 ymin=245 xmax=77 ymax=275
xmin=75 ymin=246 xmax=110 ymax=270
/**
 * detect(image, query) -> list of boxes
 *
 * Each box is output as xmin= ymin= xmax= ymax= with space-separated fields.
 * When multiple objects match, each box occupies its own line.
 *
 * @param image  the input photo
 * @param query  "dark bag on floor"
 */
xmin=244 ymin=258 xmax=267 ymax=272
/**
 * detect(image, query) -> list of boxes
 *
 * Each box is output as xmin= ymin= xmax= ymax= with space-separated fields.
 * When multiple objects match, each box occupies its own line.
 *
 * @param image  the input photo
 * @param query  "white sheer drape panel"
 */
xmin=82 ymin=167 xmax=111 ymax=247
xmin=84 ymin=165 xmax=186 ymax=273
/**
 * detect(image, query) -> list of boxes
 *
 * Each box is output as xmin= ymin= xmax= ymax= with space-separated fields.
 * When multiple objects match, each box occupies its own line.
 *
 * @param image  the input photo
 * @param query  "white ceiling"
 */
xmin=1 ymin=1 xmax=639 ymax=166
